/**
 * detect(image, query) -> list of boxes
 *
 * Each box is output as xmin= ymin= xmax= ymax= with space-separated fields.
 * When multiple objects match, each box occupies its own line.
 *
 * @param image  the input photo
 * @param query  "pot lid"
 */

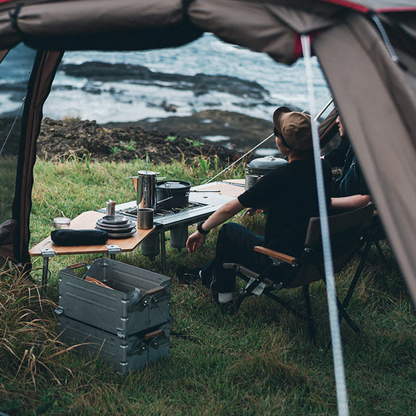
xmin=156 ymin=181 xmax=191 ymax=189
xmin=247 ymin=156 xmax=288 ymax=170
xmin=137 ymin=170 xmax=158 ymax=176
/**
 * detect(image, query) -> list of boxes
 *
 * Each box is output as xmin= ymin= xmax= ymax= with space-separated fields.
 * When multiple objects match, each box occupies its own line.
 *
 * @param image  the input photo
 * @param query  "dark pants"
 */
xmin=201 ymin=222 xmax=274 ymax=293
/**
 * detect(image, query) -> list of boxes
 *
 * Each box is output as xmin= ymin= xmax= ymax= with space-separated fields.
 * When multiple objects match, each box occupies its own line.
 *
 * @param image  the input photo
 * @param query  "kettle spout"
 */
xmin=130 ymin=176 xmax=138 ymax=192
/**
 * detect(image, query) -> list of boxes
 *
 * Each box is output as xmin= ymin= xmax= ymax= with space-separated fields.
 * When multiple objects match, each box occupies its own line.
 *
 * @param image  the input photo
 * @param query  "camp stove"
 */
xmin=120 ymin=201 xmax=209 ymax=224
xmin=119 ymin=202 xmax=210 ymax=258
xmin=98 ymin=185 xmax=237 ymax=266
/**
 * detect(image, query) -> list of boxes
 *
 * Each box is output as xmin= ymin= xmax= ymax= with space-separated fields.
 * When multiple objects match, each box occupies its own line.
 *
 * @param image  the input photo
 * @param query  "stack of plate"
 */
xmin=95 ymin=215 xmax=136 ymax=238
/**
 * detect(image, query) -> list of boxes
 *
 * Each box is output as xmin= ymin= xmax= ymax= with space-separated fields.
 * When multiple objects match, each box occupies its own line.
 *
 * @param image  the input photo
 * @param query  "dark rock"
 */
xmin=59 ymin=61 xmax=269 ymax=99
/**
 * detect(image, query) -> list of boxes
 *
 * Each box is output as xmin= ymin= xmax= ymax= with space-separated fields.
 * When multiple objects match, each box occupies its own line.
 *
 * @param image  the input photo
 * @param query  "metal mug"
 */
xmin=106 ymin=200 xmax=116 ymax=216
xmin=245 ymin=174 xmax=260 ymax=190
xmin=137 ymin=208 xmax=154 ymax=230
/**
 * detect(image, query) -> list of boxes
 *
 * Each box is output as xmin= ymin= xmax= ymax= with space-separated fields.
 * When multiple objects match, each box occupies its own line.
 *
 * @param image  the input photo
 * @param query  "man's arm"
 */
xmin=186 ymin=199 xmax=245 ymax=254
xmin=331 ymin=194 xmax=371 ymax=210
xmin=202 ymin=198 xmax=245 ymax=230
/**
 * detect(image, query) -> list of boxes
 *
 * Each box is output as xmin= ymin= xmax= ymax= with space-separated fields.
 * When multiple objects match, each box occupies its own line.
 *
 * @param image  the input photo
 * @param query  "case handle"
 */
xmin=66 ymin=262 xmax=90 ymax=270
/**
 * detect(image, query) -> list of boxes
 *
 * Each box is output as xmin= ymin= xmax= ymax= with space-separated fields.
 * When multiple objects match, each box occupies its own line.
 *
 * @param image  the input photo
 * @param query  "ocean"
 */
xmin=0 ymin=33 xmax=332 ymax=126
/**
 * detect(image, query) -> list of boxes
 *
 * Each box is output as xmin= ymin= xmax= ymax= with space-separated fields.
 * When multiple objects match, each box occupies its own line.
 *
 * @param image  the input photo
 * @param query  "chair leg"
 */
xmin=335 ymin=296 xmax=360 ymax=334
xmin=374 ymin=239 xmax=388 ymax=265
xmin=303 ymin=284 xmax=316 ymax=344
xmin=233 ymin=269 xmax=264 ymax=313
xmin=342 ymin=230 xmax=373 ymax=310
xmin=232 ymin=267 xmax=315 ymax=342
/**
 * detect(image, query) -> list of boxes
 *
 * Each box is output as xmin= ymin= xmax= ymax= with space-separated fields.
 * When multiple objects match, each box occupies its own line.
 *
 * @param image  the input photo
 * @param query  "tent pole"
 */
xmin=301 ymin=34 xmax=350 ymax=416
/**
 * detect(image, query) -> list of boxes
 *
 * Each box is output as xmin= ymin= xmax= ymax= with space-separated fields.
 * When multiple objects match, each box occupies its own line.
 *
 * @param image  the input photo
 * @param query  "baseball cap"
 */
xmin=273 ymin=106 xmax=313 ymax=151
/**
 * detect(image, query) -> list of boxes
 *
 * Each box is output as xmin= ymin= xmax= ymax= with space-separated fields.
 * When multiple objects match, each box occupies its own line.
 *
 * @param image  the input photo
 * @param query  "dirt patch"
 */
xmin=37 ymin=117 xmax=254 ymax=167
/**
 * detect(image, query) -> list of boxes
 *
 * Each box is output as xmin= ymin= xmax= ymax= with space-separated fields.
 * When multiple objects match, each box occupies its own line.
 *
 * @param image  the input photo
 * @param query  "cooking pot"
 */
xmin=245 ymin=156 xmax=288 ymax=189
xmin=156 ymin=181 xmax=191 ymax=210
xmin=246 ymin=156 xmax=288 ymax=175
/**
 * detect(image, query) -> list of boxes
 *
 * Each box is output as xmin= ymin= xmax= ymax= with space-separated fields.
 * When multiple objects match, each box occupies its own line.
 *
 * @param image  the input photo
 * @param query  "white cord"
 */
xmin=301 ymin=34 xmax=350 ymax=416
xmin=0 ymin=98 xmax=25 ymax=158
xmin=314 ymin=98 xmax=333 ymax=121
xmin=204 ymin=91 xmax=333 ymax=184
xmin=302 ymin=90 xmax=332 ymax=114
xmin=204 ymin=133 xmax=274 ymax=184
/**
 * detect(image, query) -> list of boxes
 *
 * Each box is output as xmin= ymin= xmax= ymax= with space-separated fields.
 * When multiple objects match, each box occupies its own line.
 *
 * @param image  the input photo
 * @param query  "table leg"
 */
xmin=106 ymin=245 xmax=121 ymax=260
xmin=42 ymin=257 xmax=49 ymax=286
xmin=160 ymin=230 xmax=166 ymax=270
xmin=40 ymin=248 xmax=55 ymax=287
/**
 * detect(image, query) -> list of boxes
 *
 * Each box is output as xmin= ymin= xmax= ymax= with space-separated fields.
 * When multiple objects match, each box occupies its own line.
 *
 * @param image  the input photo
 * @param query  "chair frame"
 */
xmin=224 ymin=203 xmax=375 ymax=344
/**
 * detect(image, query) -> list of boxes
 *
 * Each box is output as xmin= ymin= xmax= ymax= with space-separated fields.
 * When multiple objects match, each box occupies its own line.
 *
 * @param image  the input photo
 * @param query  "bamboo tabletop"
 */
xmin=29 ymin=211 xmax=155 ymax=257
xmin=221 ymin=179 xmax=245 ymax=186
xmin=195 ymin=179 xmax=246 ymax=198
xmin=30 ymin=180 xmax=245 ymax=257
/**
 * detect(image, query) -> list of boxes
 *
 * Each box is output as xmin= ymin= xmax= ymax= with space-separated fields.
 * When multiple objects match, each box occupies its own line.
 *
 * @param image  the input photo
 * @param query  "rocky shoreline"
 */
xmin=35 ymin=110 xmax=274 ymax=166
xmin=2 ymin=108 xmax=336 ymax=165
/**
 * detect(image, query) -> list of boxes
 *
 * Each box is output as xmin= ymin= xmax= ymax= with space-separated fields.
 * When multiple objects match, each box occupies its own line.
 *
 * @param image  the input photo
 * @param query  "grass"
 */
xmin=1 ymin=156 xmax=415 ymax=415
xmin=0 ymin=155 xmax=18 ymax=224
xmin=110 ymin=140 xmax=138 ymax=154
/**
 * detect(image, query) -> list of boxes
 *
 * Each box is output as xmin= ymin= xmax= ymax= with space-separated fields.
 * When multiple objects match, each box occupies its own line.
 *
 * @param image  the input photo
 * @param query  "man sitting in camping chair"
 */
xmin=325 ymin=113 xmax=372 ymax=211
xmin=176 ymin=106 xmax=332 ymax=312
xmin=327 ymin=113 xmax=387 ymax=263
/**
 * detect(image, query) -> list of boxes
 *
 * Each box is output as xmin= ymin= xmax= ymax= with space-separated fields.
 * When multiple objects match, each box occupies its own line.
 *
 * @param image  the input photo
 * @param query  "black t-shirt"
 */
xmin=238 ymin=159 xmax=332 ymax=257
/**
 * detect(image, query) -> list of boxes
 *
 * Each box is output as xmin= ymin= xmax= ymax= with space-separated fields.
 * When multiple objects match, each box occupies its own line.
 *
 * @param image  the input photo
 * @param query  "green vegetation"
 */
xmin=185 ymin=137 xmax=203 ymax=147
xmin=110 ymin=140 xmax=138 ymax=154
xmin=1 ymin=156 xmax=415 ymax=415
xmin=110 ymin=145 xmax=122 ymax=154
xmin=166 ymin=135 xmax=177 ymax=142
xmin=63 ymin=114 xmax=83 ymax=123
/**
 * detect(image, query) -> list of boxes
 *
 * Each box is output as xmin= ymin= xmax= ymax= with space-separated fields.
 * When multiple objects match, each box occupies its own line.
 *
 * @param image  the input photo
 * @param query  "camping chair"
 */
xmin=223 ymin=203 xmax=375 ymax=343
xmin=361 ymin=210 xmax=388 ymax=265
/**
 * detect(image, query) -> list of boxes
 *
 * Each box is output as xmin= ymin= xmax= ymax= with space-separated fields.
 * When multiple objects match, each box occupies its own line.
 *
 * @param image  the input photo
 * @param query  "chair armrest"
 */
xmin=254 ymin=246 xmax=297 ymax=265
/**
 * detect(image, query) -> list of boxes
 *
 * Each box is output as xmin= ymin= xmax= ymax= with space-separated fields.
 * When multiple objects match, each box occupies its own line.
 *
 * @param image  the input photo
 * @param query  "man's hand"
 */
xmin=244 ymin=207 xmax=256 ymax=216
xmin=186 ymin=231 xmax=206 ymax=254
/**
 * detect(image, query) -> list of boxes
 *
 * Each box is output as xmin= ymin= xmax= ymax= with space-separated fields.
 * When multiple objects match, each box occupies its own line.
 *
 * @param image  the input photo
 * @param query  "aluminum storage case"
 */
xmin=56 ymin=258 xmax=170 ymax=339
xmin=57 ymin=315 xmax=170 ymax=375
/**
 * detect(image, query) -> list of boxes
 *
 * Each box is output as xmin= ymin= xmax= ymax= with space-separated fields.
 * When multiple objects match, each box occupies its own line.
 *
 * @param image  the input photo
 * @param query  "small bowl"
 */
xmin=53 ymin=217 xmax=71 ymax=229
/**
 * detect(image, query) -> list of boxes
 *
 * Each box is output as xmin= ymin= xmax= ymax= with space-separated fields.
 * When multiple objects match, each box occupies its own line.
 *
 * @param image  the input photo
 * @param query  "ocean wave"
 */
xmin=0 ymin=33 xmax=332 ymax=123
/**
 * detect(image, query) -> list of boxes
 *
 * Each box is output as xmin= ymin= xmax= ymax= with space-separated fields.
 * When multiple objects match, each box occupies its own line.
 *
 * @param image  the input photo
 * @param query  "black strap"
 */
xmin=9 ymin=3 xmax=24 ymax=35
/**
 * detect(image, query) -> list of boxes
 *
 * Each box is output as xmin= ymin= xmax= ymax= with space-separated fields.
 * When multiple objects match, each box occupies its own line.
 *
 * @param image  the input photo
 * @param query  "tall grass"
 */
xmin=0 ymin=155 xmax=18 ymax=223
xmin=1 ymin=157 xmax=415 ymax=415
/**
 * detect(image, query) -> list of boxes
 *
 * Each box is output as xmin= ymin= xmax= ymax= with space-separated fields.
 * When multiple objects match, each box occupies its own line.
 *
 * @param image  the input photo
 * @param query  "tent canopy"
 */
xmin=0 ymin=0 xmax=416 ymax=304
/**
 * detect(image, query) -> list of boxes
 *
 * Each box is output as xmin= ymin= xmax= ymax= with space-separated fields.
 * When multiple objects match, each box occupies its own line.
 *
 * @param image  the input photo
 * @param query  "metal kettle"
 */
xmin=136 ymin=170 xmax=158 ymax=209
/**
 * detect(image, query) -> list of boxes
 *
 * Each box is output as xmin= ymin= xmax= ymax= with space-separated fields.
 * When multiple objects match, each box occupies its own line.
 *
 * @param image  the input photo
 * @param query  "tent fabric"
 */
xmin=0 ymin=48 xmax=8 ymax=63
xmin=321 ymin=0 xmax=416 ymax=13
xmin=188 ymin=0 xmax=302 ymax=65
xmin=11 ymin=49 xmax=63 ymax=267
xmin=261 ymin=3 xmax=339 ymax=33
xmin=314 ymin=13 xmax=416 ymax=304
xmin=0 ymin=0 xmax=203 ymax=50
xmin=0 ymin=0 xmax=416 ymax=303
